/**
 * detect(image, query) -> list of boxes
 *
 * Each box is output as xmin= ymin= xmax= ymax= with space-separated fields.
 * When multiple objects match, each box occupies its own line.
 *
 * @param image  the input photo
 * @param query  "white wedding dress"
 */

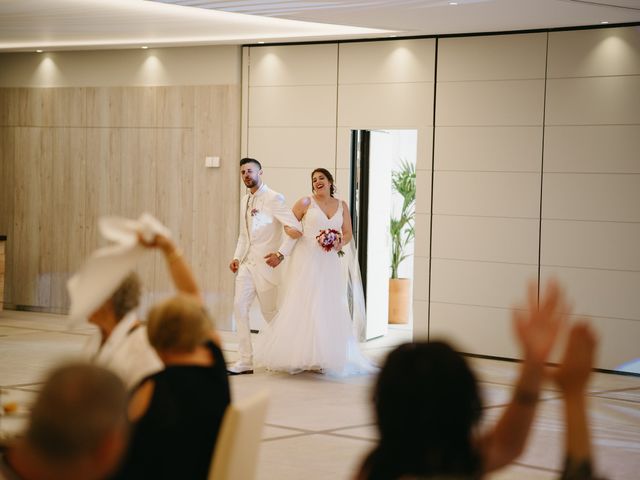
xmin=255 ymin=197 xmax=375 ymax=376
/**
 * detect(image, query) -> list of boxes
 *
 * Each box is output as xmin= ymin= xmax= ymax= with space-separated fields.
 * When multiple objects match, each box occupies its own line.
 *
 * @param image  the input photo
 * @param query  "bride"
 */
xmin=255 ymin=168 xmax=375 ymax=376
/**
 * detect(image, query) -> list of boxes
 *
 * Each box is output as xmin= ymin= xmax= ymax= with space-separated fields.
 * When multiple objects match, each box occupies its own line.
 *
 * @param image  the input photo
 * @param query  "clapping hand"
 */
xmin=513 ymin=280 xmax=568 ymax=367
xmin=550 ymin=322 xmax=597 ymax=395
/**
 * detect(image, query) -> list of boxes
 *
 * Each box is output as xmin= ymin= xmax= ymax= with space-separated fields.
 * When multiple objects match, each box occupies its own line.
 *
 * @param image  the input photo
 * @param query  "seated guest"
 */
xmin=356 ymin=281 xmax=570 ymax=480
xmin=85 ymin=234 xmax=197 ymax=389
xmin=0 ymin=364 xmax=128 ymax=480
xmin=110 ymin=294 xmax=230 ymax=480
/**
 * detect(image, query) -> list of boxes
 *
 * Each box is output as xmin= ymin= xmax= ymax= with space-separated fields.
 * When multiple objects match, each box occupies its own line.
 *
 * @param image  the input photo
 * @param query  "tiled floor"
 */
xmin=1 ymin=310 xmax=639 ymax=479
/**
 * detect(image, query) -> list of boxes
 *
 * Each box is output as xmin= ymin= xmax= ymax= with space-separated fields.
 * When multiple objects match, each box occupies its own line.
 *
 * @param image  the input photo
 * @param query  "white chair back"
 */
xmin=208 ymin=390 xmax=270 ymax=480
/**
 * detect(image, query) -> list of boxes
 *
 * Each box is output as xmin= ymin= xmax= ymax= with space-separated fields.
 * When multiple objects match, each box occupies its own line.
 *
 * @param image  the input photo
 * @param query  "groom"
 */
xmin=227 ymin=157 xmax=302 ymax=375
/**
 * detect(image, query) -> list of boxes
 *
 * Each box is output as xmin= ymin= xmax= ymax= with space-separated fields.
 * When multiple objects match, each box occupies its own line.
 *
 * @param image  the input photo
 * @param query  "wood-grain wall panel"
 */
xmin=120 ymin=128 xmax=158 ymax=306
xmin=192 ymin=85 xmax=224 ymax=317
xmin=86 ymin=87 xmax=156 ymax=127
xmin=0 ymin=127 xmax=15 ymax=304
xmin=153 ymin=129 xmax=195 ymax=301
xmin=13 ymin=128 xmax=53 ymax=306
xmin=1 ymin=83 xmax=239 ymax=325
xmin=84 ymin=128 xmax=123 ymax=252
xmin=50 ymin=128 xmax=86 ymax=310
xmin=157 ymin=86 xmax=194 ymax=128
xmin=51 ymin=88 xmax=86 ymax=127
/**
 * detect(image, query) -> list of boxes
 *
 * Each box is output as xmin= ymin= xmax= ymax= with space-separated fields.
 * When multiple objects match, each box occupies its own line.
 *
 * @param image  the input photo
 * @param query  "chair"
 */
xmin=208 ymin=390 xmax=270 ymax=480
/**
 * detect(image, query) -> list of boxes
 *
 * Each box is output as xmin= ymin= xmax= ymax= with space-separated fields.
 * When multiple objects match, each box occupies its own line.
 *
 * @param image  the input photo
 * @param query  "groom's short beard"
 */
xmin=244 ymin=178 xmax=257 ymax=188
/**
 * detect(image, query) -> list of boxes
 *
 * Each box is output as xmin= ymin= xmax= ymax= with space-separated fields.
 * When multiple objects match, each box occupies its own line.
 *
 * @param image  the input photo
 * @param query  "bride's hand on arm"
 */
xmin=284 ymin=225 xmax=302 ymax=239
xmin=340 ymin=201 xmax=353 ymax=245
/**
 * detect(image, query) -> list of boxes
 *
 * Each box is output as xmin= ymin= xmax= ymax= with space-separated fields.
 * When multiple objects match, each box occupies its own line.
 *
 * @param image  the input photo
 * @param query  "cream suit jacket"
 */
xmin=233 ymin=183 xmax=301 ymax=291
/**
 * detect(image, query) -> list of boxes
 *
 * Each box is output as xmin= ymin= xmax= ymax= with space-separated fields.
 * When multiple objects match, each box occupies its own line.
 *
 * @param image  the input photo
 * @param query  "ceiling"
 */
xmin=1 ymin=0 xmax=639 ymax=52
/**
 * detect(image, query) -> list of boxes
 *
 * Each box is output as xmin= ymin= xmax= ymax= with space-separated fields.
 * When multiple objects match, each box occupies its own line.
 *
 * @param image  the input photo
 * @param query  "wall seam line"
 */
xmin=426 ymin=37 xmax=439 ymax=343
xmin=537 ymin=32 xmax=550 ymax=305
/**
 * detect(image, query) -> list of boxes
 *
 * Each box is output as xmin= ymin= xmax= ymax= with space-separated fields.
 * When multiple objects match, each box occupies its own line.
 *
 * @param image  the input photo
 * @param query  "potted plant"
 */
xmin=388 ymin=159 xmax=416 ymax=324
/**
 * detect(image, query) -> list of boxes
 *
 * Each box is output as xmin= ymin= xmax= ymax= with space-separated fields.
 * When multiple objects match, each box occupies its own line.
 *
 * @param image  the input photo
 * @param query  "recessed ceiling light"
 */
xmin=141 ymin=46 xmax=149 ymax=49
xmin=600 ymin=21 xmax=609 ymax=24
xmin=36 ymin=49 xmax=43 ymax=53
xmin=449 ymin=1 xmax=459 ymax=5
xmin=258 ymin=41 xmax=265 ymax=44
xmin=388 ymin=35 xmax=397 ymax=38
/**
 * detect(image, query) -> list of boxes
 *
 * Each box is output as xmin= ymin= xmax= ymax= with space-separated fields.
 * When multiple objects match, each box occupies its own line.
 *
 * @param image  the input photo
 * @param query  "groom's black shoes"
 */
xmin=227 ymin=369 xmax=254 ymax=376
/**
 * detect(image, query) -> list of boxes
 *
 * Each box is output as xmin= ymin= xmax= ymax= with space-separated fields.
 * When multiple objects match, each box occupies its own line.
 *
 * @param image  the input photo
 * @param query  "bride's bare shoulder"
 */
xmin=292 ymin=196 xmax=311 ymax=219
xmin=295 ymin=196 xmax=312 ymax=208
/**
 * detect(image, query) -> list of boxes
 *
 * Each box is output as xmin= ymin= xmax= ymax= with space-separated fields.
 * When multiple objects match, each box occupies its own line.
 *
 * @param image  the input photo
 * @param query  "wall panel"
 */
xmin=438 ymin=32 xmax=547 ymax=81
xmin=13 ymin=128 xmax=53 ymax=307
xmin=433 ymin=172 xmax=540 ymax=218
xmin=546 ymin=76 xmax=640 ymax=125
xmin=249 ymin=127 xmax=336 ymax=169
xmin=435 ymin=126 xmax=542 ymax=172
xmin=339 ymin=39 xmax=435 ymax=84
xmin=50 ymin=128 xmax=86 ymax=310
xmin=249 ymin=86 xmax=337 ymax=127
xmin=0 ymin=46 xmax=242 ymax=327
xmin=547 ymin=27 xmax=640 ymax=78
xmin=0 ymin=128 xmax=15 ymax=304
xmin=86 ymin=87 xmax=157 ymax=127
xmin=544 ymin=125 xmax=640 ymax=173
xmin=436 ymin=80 xmax=545 ymax=126
xmin=542 ymin=27 xmax=640 ymax=371
xmin=338 ymin=83 xmax=433 ymax=128
xmin=430 ymin=32 xmax=546 ymax=359
xmin=249 ymin=44 xmax=338 ymax=86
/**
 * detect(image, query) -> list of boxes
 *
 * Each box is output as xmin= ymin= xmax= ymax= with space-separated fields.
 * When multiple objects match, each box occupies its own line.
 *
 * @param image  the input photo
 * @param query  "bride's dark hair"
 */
xmin=311 ymin=168 xmax=336 ymax=197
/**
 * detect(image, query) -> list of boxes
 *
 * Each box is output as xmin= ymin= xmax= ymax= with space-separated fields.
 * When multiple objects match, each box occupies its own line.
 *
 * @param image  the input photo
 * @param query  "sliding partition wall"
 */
xmin=242 ymin=25 xmax=640 ymax=371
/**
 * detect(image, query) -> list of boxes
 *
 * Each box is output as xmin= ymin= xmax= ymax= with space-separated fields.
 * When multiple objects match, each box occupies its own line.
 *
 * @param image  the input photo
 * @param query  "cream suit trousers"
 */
xmin=233 ymin=264 xmax=278 ymax=364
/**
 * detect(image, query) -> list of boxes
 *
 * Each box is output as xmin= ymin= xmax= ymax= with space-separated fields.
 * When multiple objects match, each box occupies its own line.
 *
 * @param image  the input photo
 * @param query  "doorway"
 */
xmin=350 ymin=129 xmax=418 ymax=342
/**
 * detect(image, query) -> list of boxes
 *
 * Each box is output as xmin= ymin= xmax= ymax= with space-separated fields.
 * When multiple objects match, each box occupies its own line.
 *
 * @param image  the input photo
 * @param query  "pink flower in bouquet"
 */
xmin=316 ymin=229 xmax=345 ymax=256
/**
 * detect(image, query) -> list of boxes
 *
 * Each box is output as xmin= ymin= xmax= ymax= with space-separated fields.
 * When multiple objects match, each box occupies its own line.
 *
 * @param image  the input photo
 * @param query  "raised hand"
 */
xmin=137 ymin=232 xmax=174 ymax=254
xmin=512 ymin=279 xmax=568 ymax=366
xmin=551 ymin=322 xmax=597 ymax=394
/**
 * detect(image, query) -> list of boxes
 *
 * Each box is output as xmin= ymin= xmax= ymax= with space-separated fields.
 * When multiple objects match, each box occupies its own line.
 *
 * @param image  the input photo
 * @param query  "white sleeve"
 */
xmin=233 ymin=195 xmax=249 ymax=260
xmin=271 ymin=193 xmax=302 ymax=257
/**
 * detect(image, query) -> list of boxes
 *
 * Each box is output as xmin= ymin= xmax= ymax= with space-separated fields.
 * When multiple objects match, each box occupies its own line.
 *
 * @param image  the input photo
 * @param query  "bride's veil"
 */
xmin=344 ymin=240 xmax=367 ymax=342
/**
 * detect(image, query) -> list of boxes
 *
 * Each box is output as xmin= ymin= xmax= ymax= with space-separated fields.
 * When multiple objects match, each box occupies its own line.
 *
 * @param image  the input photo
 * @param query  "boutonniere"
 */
xmin=251 ymin=208 xmax=259 ymax=216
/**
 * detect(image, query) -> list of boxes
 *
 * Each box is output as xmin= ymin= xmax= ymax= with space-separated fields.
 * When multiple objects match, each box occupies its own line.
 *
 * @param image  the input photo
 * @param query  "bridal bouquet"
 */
xmin=316 ymin=229 xmax=345 ymax=257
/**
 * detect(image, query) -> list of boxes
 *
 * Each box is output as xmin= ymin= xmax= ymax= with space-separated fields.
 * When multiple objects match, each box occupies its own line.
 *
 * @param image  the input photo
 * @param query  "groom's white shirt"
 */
xmin=233 ymin=183 xmax=301 ymax=291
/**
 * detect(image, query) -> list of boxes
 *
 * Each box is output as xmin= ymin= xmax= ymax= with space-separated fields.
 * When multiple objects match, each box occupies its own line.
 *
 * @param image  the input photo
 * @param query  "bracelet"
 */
xmin=276 ymin=252 xmax=284 ymax=262
xmin=166 ymin=248 xmax=183 ymax=263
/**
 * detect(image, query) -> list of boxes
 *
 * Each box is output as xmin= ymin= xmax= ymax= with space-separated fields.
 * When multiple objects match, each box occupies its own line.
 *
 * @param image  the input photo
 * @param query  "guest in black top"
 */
xmin=111 ymin=294 xmax=230 ymax=480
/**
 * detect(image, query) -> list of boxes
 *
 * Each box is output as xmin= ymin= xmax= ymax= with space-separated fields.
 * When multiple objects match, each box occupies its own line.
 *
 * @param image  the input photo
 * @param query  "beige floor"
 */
xmin=0 ymin=310 xmax=639 ymax=479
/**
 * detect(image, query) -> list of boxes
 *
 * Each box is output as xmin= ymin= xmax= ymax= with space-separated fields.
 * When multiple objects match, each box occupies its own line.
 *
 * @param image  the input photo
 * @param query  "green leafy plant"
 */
xmin=390 ymin=159 xmax=416 ymax=279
